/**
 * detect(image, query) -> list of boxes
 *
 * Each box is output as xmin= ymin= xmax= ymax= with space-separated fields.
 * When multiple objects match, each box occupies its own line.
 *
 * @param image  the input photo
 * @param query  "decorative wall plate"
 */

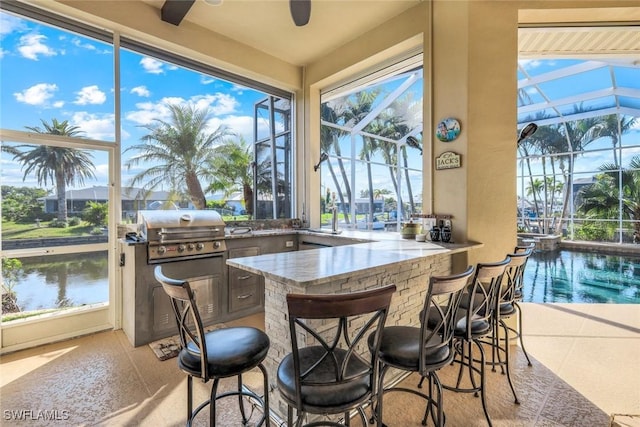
xmin=436 ymin=117 xmax=461 ymax=142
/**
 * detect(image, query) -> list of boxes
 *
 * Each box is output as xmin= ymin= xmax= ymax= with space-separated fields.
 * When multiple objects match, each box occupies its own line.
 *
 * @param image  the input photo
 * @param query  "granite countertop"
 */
xmin=226 ymin=229 xmax=482 ymax=287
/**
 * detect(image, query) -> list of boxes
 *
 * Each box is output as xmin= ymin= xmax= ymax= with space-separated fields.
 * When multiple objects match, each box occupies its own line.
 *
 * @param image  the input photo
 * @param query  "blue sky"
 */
xmin=0 ymin=10 xmax=269 ymax=189
xmin=1 ymin=10 xmax=639 ymax=200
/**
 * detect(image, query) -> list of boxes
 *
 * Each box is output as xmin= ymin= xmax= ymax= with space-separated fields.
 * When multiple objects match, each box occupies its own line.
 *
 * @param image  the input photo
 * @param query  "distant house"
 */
xmin=208 ymin=191 xmax=246 ymax=215
xmin=572 ymin=176 xmax=595 ymax=196
xmin=40 ymin=186 xmax=193 ymax=220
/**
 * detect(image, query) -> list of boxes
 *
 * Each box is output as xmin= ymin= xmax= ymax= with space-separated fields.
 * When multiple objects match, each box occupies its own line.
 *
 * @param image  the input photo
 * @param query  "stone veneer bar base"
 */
xmin=263 ymin=253 xmax=452 ymax=422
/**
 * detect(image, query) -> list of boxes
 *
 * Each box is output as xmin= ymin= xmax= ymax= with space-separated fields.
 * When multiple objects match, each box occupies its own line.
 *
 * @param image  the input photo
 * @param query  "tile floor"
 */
xmin=1 ymin=303 xmax=638 ymax=426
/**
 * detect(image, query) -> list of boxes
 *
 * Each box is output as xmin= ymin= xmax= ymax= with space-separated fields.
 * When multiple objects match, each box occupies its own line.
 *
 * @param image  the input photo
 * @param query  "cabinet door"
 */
xmin=228 ymin=247 xmax=262 ymax=313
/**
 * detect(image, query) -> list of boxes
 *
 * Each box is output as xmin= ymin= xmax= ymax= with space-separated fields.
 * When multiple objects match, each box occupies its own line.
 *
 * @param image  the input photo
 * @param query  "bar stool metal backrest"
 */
xmin=443 ymin=256 xmax=510 ymax=427
xmin=505 ymin=245 xmax=535 ymax=367
xmin=489 ymin=248 xmax=533 ymax=405
xmin=373 ymin=266 xmax=475 ymax=427
xmin=277 ymin=284 xmax=396 ymax=427
xmin=154 ymin=266 xmax=271 ymax=427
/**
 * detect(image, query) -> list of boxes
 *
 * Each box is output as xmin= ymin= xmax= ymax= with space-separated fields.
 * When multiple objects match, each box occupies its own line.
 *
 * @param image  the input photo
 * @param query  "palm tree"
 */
xmin=526 ymin=107 xmax=607 ymax=234
xmin=321 ymin=102 xmax=352 ymax=224
xmin=125 ymin=103 xmax=232 ymax=209
xmin=525 ymin=122 xmax=568 ymax=233
xmin=344 ymin=90 xmax=379 ymax=227
xmin=13 ymin=119 xmax=95 ymax=221
xmin=380 ymin=92 xmax=422 ymax=217
xmin=593 ymin=114 xmax=637 ymax=167
xmin=526 ymin=178 xmax=544 ymax=224
xmin=556 ymin=108 xmax=607 ymax=227
xmin=577 ymin=155 xmax=640 ymax=237
xmin=207 ymin=138 xmax=254 ymax=216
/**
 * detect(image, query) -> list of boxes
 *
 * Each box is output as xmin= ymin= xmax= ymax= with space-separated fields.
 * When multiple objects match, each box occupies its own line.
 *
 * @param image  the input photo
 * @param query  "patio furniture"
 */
xmin=442 ymin=257 xmax=511 ymax=427
xmin=488 ymin=248 xmax=534 ymax=404
xmin=277 ymin=284 xmax=396 ymax=427
xmin=512 ymin=243 xmax=536 ymax=366
xmin=371 ymin=266 xmax=475 ymax=427
xmin=154 ymin=266 xmax=271 ymax=426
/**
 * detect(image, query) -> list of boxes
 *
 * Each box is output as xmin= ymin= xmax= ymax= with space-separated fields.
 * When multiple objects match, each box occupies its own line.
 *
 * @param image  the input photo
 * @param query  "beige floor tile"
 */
xmin=1 ymin=304 xmax=638 ymax=427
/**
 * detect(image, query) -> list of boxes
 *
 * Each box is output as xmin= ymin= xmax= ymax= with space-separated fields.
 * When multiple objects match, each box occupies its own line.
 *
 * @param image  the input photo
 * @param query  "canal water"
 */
xmin=7 ymin=251 xmax=108 ymax=312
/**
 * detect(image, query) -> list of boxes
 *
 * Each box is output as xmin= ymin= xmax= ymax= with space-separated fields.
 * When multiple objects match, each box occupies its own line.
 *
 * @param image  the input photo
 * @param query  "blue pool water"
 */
xmin=522 ymin=249 xmax=640 ymax=304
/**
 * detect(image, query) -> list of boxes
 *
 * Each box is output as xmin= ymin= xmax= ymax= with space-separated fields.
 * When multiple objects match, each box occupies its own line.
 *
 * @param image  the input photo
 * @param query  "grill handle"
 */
xmin=157 ymin=228 xmax=221 ymax=237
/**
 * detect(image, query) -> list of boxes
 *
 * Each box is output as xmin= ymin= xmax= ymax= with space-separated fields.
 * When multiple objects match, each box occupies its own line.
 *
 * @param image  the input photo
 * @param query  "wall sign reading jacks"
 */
xmin=435 ymin=151 xmax=461 ymax=170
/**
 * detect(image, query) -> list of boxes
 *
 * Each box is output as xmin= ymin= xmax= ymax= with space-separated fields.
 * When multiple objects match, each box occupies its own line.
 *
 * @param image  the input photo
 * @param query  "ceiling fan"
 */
xmin=289 ymin=0 xmax=311 ymax=26
xmin=161 ymin=0 xmax=311 ymax=27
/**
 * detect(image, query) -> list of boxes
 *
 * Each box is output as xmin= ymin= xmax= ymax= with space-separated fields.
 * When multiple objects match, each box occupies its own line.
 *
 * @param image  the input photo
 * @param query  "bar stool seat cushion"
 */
xmin=178 ymin=327 xmax=270 ymax=378
xmin=369 ymin=326 xmax=450 ymax=369
xmin=277 ymin=346 xmax=370 ymax=407
xmin=499 ymin=302 xmax=516 ymax=316
xmin=454 ymin=315 xmax=491 ymax=337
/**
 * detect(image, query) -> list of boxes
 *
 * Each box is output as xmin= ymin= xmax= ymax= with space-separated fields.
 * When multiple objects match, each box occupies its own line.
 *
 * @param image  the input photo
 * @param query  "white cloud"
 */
xmin=74 ymin=85 xmax=106 ymax=105
xmin=221 ymin=115 xmax=261 ymax=142
xmin=0 ymin=13 xmax=27 ymax=37
xmin=188 ymin=94 xmax=237 ymax=116
xmin=140 ymin=57 xmax=165 ymax=74
xmin=125 ymin=94 xmax=242 ymax=127
xmin=230 ymin=83 xmax=246 ymax=94
xmin=71 ymin=37 xmax=96 ymax=51
xmin=70 ymin=111 xmax=116 ymax=141
xmin=126 ymin=100 xmax=177 ymax=125
xmin=201 ymin=76 xmax=216 ymax=85
xmin=18 ymin=33 xmax=56 ymax=60
xmin=93 ymin=163 xmax=110 ymax=181
xmin=14 ymin=83 xmax=58 ymax=106
xmin=123 ymin=96 xmax=256 ymax=145
xmin=131 ymin=86 xmax=151 ymax=97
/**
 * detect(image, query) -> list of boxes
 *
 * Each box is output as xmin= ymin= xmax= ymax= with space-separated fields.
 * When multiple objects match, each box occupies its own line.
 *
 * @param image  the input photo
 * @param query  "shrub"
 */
xmin=49 ymin=219 xmax=68 ymax=228
xmin=0 ymin=186 xmax=47 ymax=223
xmin=68 ymin=217 xmax=82 ymax=226
xmin=90 ymin=227 xmax=105 ymax=235
xmin=82 ymin=201 xmax=108 ymax=227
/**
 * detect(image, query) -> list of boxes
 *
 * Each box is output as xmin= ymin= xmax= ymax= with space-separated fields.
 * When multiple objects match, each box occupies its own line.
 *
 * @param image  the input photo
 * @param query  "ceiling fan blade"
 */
xmin=290 ymin=0 xmax=311 ymax=27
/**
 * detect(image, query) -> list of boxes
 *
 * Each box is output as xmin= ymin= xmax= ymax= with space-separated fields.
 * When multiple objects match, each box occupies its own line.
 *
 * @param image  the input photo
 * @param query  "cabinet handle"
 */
xmin=238 ymin=275 xmax=252 ymax=280
xmin=237 ymin=293 xmax=253 ymax=300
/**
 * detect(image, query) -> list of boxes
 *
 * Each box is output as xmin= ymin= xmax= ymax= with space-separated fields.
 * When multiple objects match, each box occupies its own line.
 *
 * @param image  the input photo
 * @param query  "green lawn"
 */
xmin=1 ymin=221 xmax=97 ymax=239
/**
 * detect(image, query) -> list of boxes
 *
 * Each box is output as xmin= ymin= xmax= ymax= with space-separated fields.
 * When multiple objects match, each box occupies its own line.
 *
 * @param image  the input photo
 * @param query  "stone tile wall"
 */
xmin=263 ymin=253 xmax=452 ymax=421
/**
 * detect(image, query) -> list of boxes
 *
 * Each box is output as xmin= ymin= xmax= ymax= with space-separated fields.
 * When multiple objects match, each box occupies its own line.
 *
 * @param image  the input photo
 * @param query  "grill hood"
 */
xmin=138 ymin=210 xmax=226 ymax=243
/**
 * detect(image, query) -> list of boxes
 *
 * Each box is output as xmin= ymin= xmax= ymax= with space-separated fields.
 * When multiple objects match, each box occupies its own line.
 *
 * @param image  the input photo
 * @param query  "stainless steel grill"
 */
xmin=121 ymin=210 xmax=228 ymax=346
xmin=138 ymin=210 xmax=227 ymax=263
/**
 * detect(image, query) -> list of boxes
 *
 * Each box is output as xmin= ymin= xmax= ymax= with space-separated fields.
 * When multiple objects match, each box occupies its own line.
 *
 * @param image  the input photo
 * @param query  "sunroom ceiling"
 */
xmin=517 ymin=26 xmax=640 ymax=129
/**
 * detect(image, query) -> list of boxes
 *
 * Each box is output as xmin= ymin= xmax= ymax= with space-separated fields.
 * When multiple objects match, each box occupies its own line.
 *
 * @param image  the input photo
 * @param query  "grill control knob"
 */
xmin=178 ymin=244 xmax=186 ymax=253
xmin=213 ymin=241 xmax=221 ymax=249
xmin=157 ymin=246 xmax=166 ymax=255
xmin=187 ymin=243 xmax=195 ymax=251
xmin=196 ymin=242 xmax=205 ymax=251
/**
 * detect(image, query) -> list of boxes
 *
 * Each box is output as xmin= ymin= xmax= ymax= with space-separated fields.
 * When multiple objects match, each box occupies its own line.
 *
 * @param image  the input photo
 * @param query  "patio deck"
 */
xmin=0 ymin=303 xmax=638 ymax=426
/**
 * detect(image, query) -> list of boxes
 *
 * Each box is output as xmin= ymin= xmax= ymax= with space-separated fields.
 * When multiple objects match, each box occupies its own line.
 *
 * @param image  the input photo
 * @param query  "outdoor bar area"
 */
xmin=1 ymin=1 xmax=638 ymax=427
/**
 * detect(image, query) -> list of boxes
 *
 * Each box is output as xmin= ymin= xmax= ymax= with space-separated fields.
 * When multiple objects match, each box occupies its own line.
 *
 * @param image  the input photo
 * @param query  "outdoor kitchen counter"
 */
xmin=226 ymin=229 xmax=482 ymax=419
xmin=226 ymin=229 xmax=481 ymax=287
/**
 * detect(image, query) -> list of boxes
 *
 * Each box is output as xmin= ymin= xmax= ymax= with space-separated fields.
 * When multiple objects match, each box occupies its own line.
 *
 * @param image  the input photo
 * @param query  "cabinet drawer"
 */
xmin=229 ymin=276 xmax=261 ymax=312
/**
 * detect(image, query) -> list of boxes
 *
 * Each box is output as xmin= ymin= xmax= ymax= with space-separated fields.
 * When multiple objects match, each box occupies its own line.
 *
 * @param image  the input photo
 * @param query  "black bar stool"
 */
xmin=442 ymin=257 xmax=510 ymax=427
xmin=371 ymin=266 xmax=475 ymax=427
xmin=277 ymin=284 xmax=396 ymax=427
xmin=154 ymin=266 xmax=270 ymax=426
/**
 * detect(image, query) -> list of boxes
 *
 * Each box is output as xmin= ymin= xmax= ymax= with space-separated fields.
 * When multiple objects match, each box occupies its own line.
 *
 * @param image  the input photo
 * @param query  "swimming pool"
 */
xmin=522 ymin=249 xmax=640 ymax=304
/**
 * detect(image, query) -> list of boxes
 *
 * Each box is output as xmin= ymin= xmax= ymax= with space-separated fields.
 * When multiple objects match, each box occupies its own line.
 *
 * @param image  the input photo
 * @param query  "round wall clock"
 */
xmin=436 ymin=118 xmax=461 ymax=142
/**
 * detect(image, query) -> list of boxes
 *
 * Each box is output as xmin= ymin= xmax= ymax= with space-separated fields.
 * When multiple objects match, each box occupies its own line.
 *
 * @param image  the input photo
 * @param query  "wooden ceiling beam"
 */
xmin=161 ymin=0 xmax=195 ymax=26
